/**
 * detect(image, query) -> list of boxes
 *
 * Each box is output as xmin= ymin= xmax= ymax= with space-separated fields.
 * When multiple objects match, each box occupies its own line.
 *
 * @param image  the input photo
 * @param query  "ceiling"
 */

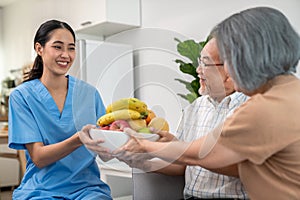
xmin=0 ymin=0 xmax=17 ymax=7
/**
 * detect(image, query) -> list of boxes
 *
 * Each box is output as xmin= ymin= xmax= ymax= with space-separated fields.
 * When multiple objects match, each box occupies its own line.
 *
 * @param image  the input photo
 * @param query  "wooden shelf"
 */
xmin=0 ymin=115 xmax=8 ymax=122
xmin=0 ymin=105 xmax=8 ymax=122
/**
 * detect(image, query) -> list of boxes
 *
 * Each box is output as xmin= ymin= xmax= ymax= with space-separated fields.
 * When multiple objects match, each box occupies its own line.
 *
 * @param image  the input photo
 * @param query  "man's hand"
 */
xmin=150 ymin=128 xmax=178 ymax=142
xmin=116 ymin=150 xmax=152 ymax=171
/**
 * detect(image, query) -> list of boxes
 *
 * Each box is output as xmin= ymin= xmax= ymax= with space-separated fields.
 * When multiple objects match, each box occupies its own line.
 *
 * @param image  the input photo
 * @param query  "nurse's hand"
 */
xmin=79 ymin=124 xmax=114 ymax=162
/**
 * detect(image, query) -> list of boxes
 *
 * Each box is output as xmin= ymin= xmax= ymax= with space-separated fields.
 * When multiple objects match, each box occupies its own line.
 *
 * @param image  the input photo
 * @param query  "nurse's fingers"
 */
xmin=79 ymin=128 xmax=103 ymax=146
xmin=87 ymin=144 xmax=110 ymax=154
xmin=81 ymin=124 xmax=96 ymax=134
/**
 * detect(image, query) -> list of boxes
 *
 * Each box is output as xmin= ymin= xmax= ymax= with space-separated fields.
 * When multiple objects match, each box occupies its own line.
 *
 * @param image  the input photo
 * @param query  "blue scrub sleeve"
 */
xmin=8 ymin=90 xmax=43 ymax=150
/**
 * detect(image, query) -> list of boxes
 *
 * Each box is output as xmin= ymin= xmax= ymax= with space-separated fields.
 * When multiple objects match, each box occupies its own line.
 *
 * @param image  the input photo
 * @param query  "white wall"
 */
xmin=106 ymin=0 xmax=300 ymax=131
xmin=2 ymin=0 xmax=35 ymax=73
xmin=142 ymin=0 xmax=300 ymax=40
xmin=1 ymin=0 xmax=81 ymax=73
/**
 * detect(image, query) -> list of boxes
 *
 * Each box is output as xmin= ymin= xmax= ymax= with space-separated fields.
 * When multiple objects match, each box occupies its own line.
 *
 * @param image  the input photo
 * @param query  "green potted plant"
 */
xmin=174 ymin=38 xmax=208 ymax=103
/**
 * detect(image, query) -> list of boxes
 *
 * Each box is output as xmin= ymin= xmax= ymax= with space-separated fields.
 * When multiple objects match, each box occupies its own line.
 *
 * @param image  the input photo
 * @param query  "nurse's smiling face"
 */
xmin=35 ymin=28 xmax=76 ymax=77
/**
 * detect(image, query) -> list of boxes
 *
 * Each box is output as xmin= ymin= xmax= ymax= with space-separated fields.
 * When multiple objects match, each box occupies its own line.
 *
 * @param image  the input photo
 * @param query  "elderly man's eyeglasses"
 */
xmin=198 ymin=58 xmax=224 ymax=68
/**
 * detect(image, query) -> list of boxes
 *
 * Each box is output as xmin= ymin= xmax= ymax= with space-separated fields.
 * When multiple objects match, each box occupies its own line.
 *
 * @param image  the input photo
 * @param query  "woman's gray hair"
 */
xmin=213 ymin=7 xmax=300 ymax=92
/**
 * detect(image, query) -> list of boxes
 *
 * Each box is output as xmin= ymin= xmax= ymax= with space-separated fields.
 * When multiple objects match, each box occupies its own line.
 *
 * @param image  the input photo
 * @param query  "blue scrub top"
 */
xmin=8 ymin=75 xmax=112 ymax=200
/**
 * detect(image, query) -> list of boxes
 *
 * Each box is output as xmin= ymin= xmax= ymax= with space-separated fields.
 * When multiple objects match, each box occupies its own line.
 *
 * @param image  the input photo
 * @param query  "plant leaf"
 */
xmin=177 ymin=93 xmax=188 ymax=101
xmin=186 ymin=93 xmax=198 ymax=103
xmin=175 ymin=78 xmax=196 ymax=93
xmin=174 ymin=38 xmax=181 ymax=43
xmin=174 ymin=78 xmax=190 ymax=85
xmin=179 ymin=63 xmax=198 ymax=78
xmin=176 ymin=92 xmax=198 ymax=103
xmin=174 ymin=78 xmax=191 ymax=89
xmin=175 ymin=59 xmax=187 ymax=65
xmin=190 ymin=79 xmax=200 ymax=95
xmin=176 ymin=39 xmax=201 ymax=68
xmin=174 ymin=37 xmax=209 ymax=104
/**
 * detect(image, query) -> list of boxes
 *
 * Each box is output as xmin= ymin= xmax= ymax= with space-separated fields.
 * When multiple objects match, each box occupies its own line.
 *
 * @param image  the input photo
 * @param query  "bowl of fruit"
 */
xmin=89 ymin=129 xmax=129 ymax=151
xmin=89 ymin=98 xmax=169 ymax=151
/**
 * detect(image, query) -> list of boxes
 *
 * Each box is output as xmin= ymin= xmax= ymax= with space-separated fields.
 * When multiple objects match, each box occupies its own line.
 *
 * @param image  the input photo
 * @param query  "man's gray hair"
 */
xmin=213 ymin=7 xmax=300 ymax=92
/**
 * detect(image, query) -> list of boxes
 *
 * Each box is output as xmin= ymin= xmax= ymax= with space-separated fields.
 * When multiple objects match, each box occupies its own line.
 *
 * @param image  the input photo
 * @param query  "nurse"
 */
xmin=8 ymin=20 xmax=112 ymax=200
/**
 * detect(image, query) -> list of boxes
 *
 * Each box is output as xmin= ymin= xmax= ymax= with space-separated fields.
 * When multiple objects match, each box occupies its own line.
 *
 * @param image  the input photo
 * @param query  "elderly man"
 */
xmin=117 ymin=35 xmax=249 ymax=199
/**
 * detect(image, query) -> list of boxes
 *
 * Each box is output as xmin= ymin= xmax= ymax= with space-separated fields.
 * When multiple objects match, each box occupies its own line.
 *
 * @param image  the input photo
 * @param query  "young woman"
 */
xmin=8 ymin=20 xmax=112 ymax=200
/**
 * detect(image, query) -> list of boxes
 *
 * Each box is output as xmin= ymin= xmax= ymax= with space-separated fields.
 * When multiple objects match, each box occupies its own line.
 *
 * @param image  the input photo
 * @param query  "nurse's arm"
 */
xmin=26 ymin=132 xmax=82 ymax=168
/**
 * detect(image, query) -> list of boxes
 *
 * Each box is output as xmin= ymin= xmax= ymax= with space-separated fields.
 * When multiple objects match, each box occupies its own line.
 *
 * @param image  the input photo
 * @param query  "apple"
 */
xmin=138 ymin=127 xmax=152 ymax=134
xmin=109 ymin=120 xmax=130 ymax=131
xmin=99 ymin=125 xmax=110 ymax=130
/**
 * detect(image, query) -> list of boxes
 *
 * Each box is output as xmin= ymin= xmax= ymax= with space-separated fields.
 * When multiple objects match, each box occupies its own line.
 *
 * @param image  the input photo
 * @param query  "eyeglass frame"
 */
xmin=198 ymin=57 xmax=224 ymax=67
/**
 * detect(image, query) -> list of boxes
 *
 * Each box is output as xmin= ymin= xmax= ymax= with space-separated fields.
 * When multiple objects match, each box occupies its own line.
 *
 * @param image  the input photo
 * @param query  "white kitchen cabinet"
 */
xmin=27 ymin=0 xmax=140 ymax=38
xmin=32 ymin=0 xmax=141 ymax=37
xmin=66 ymin=0 xmax=141 ymax=37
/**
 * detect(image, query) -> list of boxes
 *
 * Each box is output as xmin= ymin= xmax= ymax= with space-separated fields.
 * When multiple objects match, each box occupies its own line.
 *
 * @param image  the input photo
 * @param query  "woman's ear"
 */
xmin=35 ymin=42 xmax=43 ymax=56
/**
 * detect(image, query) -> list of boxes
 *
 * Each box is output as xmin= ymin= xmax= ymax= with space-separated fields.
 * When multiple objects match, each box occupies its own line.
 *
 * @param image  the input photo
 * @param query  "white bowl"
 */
xmin=129 ymin=131 xmax=160 ymax=142
xmin=89 ymin=129 xmax=160 ymax=151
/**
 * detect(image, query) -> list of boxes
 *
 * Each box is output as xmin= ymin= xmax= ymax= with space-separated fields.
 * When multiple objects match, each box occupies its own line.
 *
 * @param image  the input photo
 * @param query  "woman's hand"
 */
xmin=113 ymin=128 xmax=178 ymax=158
xmin=78 ymin=124 xmax=114 ymax=161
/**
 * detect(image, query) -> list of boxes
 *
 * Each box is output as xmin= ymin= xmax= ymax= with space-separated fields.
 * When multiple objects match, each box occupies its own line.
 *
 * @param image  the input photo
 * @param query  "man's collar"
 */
xmin=206 ymin=92 xmax=244 ymax=108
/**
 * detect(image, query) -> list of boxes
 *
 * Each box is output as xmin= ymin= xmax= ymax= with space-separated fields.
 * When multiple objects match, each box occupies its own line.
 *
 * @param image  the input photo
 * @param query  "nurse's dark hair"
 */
xmin=213 ymin=7 xmax=300 ymax=92
xmin=23 ymin=19 xmax=76 ymax=82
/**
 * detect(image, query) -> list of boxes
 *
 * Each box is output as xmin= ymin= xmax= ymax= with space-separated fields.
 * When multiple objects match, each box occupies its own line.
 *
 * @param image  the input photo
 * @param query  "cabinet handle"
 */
xmin=81 ymin=21 xmax=92 ymax=26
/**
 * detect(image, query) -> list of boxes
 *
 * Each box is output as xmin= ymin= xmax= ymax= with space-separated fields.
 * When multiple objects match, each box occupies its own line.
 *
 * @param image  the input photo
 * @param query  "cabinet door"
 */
xmin=69 ymin=0 xmax=140 ymax=36
xmin=63 ymin=0 xmax=106 ymax=31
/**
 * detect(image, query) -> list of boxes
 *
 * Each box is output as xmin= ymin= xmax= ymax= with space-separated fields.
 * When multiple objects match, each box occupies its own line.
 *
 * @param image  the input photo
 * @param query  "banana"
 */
xmin=106 ymin=98 xmax=148 ymax=115
xmin=97 ymin=109 xmax=147 ymax=126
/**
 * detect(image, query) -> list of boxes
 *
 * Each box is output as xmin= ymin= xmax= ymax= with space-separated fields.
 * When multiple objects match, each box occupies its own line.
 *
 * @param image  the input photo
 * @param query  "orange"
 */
xmin=145 ymin=109 xmax=156 ymax=125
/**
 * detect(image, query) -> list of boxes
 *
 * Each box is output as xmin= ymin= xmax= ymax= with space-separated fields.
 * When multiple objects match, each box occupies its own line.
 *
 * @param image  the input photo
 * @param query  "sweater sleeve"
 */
xmin=218 ymin=94 xmax=298 ymax=164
